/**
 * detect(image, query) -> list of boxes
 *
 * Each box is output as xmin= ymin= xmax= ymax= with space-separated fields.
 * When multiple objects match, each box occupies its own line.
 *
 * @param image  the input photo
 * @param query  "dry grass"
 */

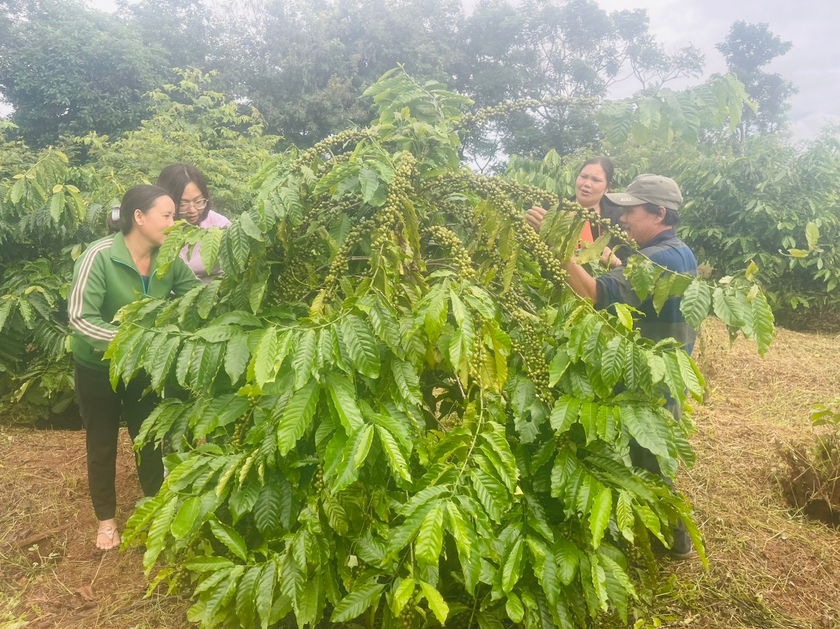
xmin=0 ymin=320 xmax=838 ymax=628
xmin=645 ymin=320 xmax=840 ymax=629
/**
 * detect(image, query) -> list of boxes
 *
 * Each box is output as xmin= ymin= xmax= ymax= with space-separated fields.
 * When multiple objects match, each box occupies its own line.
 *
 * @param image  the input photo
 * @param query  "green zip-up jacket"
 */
xmin=68 ymin=232 xmax=201 ymax=371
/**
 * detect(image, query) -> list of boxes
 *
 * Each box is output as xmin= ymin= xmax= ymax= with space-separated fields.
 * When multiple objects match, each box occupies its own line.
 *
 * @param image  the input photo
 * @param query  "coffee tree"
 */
xmin=106 ymin=70 xmax=772 ymax=629
xmin=0 ymin=149 xmax=109 ymax=419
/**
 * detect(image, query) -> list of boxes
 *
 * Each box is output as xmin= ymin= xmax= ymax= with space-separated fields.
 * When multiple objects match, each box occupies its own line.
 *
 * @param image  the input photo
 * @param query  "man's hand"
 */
xmin=600 ymin=246 xmax=622 ymax=269
xmin=525 ymin=206 xmax=547 ymax=233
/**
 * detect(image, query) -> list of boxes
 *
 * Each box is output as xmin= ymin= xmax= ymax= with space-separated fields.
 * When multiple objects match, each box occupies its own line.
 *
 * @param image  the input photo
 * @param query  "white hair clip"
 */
xmin=111 ymin=205 xmax=121 ymax=221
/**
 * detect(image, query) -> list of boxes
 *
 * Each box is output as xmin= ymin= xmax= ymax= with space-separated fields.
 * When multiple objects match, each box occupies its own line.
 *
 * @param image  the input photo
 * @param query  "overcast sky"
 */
xmin=593 ymin=0 xmax=840 ymax=139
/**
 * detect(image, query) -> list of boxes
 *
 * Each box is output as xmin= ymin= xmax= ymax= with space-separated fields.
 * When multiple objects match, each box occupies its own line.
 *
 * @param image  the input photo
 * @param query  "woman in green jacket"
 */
xmin=68 ymin=185 xmax=201 ymax=550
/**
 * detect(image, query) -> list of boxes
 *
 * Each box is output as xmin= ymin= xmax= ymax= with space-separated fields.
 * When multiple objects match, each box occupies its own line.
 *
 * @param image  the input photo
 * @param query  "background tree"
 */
xmin=215 ymin=0 xmax=465 ymax=147
xmin=716 ymin=20 xmax=797 ymax=139
xmin=0 ymin=0 xmax=171 ymax=148
xmin=116 ymin=0 xmax=219 ymax=71
xmin=453 ymin=0 xmax=705 ymax=164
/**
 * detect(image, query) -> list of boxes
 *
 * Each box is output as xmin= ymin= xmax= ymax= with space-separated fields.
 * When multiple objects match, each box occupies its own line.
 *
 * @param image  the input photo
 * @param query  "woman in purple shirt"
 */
xmin=156 ymin=163 xmax=231 ymax=283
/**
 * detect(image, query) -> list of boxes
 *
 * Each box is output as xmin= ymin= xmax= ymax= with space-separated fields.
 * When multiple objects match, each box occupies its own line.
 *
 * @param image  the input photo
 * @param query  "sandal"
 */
xmin=96 ymin=522 xmax=120 ymax=550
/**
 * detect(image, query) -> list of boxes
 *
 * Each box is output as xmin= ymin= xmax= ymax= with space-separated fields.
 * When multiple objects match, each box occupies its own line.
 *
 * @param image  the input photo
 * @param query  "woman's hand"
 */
xmin=600 ymin=246 xmax=622 ymax=269
xmin=525 ymin=206 xmax=547 ymax=233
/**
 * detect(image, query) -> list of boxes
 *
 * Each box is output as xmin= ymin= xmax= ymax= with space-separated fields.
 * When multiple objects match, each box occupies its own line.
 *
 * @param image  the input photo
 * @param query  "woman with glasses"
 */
xmin=156 ymin=163 xmax=231 ymax=283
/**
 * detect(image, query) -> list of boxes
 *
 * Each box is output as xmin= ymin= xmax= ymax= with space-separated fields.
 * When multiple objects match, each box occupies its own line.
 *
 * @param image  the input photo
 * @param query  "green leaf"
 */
xmin=555 ymin=538 xmax=580 ymax=586
xmin=170 ymin=496 xmax=201 ymax=539
xmin=199 ymin=227 xmax=223 ymax=275
xmin=681 ymin=278 xmax=712 ymax=329
xmin=292 ymin=328 xmax=317 ymax=389
xmin=445 ymin=501 xmax=473 ymax=560
xmin=359 ymin=167 xmax=381 ymax=204
xmin=634 ymin=503 xmax=666 ymax=544
xmin=501 ymin=538 xmax=524 ymax=593
xmin=676 ymin=350 xmax=705 ymax=401
xmin=252 ymin=327 xmax=278 ymax=387
xmin=424 ymin=285 xmax=448 ymax=343
xmin=620 ymin=406 xmax=669 ymax=458
xmin=652 ymin=273 xmax=675 ymax=315
xmin=254 ymin=481 xmax=282 ymax=536
xmin=340 ymin=315 xmax=380 ymax=378
xmin=235 ymin=566 xmax=260 ymax=628
xmin=415 ymin=502 xmax=445 ymax=566
xmin=323 ymin=373 xmax=361 ymax=434
xmin=751 ymin=290 xmax=775 ymax=356
xmin=209 ymin=518 xmax=248 ymax=561
xmin=330 ymin=581 xmax=385 ymax=623
xmin=277 ymin=379 xmax=320 ymax=455
xmin=418 ymin=581 xmax=449 ymax=625
xmin=224 ymin=332 xmax=250 ymax=385
xmin=391 ymin=578 xmax=416 ymax=616
xmin=613 ymin=303 xmax=633 ymax=331
xmin=548 ymin=349 xmax=570 ymax=387
xmin=49 ymin=192 xmax=64 ymax=222
xmin=376 ymin=425 xmax=412 ymax=482
xmin=332 ymin=425 xmax=373 ymax=493
xmin=589 ymin=486 xmax=612 ymax=549
xmin=353 ymin=423 xmax=375 ymax=468
xmin=805 ymin=222 xmax=819 ymax=249
xmin=616 ymin=491 xmax=635 ymax=542
xmin=712 ymin=287 xmax=745 ymax=327
xmin=143 ymin=496 xmax=178 ymax=574
xmin=505 ymin=592 xmax=525 ymax=623
xmin=391 ymin=359 xmax=422 ymax=406
xmin=256 ymin=560 xmax=277 ymax=628
xmin=550 ymin=396 xmax=581 ymax=433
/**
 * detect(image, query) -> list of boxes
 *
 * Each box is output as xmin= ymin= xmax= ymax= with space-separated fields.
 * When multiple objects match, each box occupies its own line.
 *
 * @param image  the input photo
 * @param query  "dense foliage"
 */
xmin=506 ymin=130 xmax=840 ymax=316
xmin=0 ymin=0 xmax=171 ymax=148
xmin=0 ymin=75 xmax=278 ymax=420
xmin=674 ymin=134 xmax=840 ymax=313
xmin=103 ymin=70 xmax=773 ymax=629
xmin=0 ymin=0 xmax=724 ymax=158
xmin=0 ymin=150 xmax=103 ymax=419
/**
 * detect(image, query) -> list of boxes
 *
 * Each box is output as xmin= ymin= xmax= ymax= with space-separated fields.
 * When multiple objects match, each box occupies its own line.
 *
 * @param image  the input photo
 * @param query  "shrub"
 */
xmin=108 ymin=70 xmax=771 ymax=629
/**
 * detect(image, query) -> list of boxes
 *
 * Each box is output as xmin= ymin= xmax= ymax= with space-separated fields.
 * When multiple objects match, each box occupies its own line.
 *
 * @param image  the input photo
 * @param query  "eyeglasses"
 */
xmin=179 ymin=197 xmax=208 ymax=211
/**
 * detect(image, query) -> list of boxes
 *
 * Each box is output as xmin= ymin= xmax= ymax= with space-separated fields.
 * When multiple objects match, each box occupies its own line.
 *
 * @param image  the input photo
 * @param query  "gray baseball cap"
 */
xmin=604 ymin=174 xmax=683 ymax=211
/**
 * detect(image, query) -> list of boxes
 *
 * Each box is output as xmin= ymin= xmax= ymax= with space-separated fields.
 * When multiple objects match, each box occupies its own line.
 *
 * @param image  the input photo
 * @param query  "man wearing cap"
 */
xmin=527 ymin=174 xmax=698 ymax=559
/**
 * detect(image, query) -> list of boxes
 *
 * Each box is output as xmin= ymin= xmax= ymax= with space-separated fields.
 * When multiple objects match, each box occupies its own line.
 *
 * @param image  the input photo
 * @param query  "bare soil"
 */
xmin=0 ymin=428 xmax=189 ymax=628
xmin=0 ymin=320 xmax=838 ymax=628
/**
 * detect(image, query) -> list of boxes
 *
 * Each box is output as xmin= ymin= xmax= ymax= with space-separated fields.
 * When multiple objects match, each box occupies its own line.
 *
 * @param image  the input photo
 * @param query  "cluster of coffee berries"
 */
xmin=496 ymin=178 xmax=560 ymax=211
xmin=370 ymin=156 xmax=416 ymax=247
xmin=396 ymin=593 xmax=420 ymax=629
xmin=316 ymin=152 xmax=350 ymax=175
xmin=231 ymin=416 xmax=247 ymax=448
xmin=454 ymin=98 xmax=543 ymax=130
xmin=456 ymin=173 xmax=569 ymax=287
xmin=454 ymin=95 xmax=599 ymax=132
xmin=437 ymin=198 xmax=479 ymax=230
xmin=312 ymin=466 xmax=324 ymax=496
xmin=511 ymin=319 xmax=553 ymax=404
xmin=323 ymin=218 xmax=376 ymax=297
xmin=422 ymin=225 xmax=476 ymax=281
xmin=294 ymin=129 xmax=372 ymax=168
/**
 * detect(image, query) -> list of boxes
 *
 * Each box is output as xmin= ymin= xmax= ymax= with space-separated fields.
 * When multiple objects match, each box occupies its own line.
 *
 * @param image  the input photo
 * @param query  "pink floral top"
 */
xmin=180 ymin=209 xmax=231 ymax=283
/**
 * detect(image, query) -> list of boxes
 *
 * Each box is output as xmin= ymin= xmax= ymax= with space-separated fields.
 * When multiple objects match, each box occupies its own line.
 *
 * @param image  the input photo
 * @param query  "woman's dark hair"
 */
xmin=641 ymin=202 xmax=680 ymax=226
xmin=156 ymin=163 xmax=212 ymax=222
xmin=579 ymin=156 xmax=615 ymax=188
xmin=117 ymin=185 xmax=171 ymax=235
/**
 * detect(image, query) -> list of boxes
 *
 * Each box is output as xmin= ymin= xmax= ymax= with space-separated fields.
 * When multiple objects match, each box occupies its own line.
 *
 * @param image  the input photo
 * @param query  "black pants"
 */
xmin=74 ymin=363 xmax=164 ymax=521
xmin=629 ymin=399 xmax=691 ymax=554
